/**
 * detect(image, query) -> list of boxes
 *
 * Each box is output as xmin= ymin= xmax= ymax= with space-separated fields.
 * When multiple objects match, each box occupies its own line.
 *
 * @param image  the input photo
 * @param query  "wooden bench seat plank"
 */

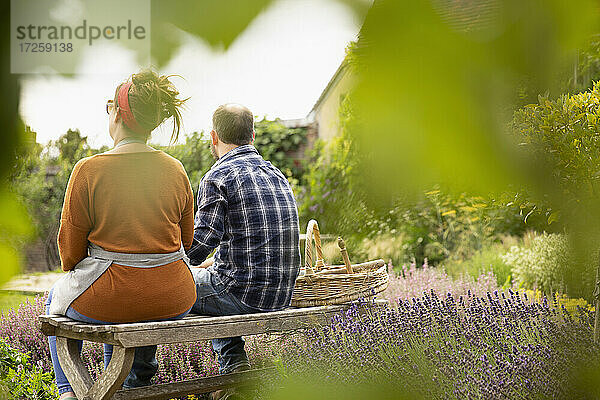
xmin=111 ymin=367 xmax=274 ymax=400
xmin=114 ymin=308 xmax=347 ymax=347
xmin=40 ymin=315 xmax=72 ymax=326
xmin=40 ymin=303 xmax=363 ymax=334
xmin=109 ymin=304 xmax=351 ymax=332
xmin=74 ymin=324 xmax=112 ymax=334
xmin=50 ymin=327 xmax=121 ymax=346
xmin=39 ymin=302 xmax=383 ymax=347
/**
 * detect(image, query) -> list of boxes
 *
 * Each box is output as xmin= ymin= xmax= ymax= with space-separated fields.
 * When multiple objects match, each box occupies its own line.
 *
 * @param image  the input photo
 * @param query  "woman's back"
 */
xmin=59 ymin=150 xmax=196 ymax=323
xmin=48 ymin=70 xmax=196 ymax=398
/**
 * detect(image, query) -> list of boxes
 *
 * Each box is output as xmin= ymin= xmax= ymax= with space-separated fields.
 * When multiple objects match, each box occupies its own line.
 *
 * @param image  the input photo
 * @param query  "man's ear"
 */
xmin=210 ymin=130 xmax=219 ymax=145
xmin=251 ymin=131 xmax=255 ymax=144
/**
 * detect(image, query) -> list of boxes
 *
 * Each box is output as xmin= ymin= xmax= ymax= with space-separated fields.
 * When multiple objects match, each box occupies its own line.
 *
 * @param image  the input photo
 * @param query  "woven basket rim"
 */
xmin=291 ymin=280 xmax=389 ymax=306
xmin=318 ymin=259 xmax=386 ymax=268
xmin=296 ymin=264 xmax=387 ymax=282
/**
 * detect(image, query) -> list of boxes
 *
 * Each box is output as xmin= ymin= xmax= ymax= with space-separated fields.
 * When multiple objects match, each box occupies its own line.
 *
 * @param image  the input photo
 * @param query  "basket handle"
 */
xmin=337 ymin=237 xmax=354 ymax=274
xmin=305 ymin=219 xmax=325 ymax=271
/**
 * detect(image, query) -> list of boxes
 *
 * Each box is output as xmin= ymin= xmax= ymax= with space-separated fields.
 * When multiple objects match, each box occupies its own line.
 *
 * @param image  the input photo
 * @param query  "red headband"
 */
xmin=117 ymin=82 xmax=149 ymax=136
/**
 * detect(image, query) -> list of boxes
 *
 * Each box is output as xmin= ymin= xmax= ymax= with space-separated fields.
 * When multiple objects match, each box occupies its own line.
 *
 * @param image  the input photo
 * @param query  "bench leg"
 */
xmin=56 ymin=337 xmax=94 ymax=397
xmin=56 ymin=337 xmax=135 ymax=400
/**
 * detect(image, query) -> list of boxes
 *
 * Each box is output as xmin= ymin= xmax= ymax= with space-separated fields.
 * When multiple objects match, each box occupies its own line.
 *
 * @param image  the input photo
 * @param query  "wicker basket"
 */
xmin=291 ymin=219 xmax=389 ymax=307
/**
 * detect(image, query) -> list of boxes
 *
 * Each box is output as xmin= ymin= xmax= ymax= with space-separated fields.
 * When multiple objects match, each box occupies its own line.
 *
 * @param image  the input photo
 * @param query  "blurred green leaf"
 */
xmin=352 ymin=0 xmax=598 ymax=199
xmin=0 ymin=189 xmax=33 ymax=287
xmin=548 ymin=210 xmax=560 ymax=225
xmin=267 ymin=379 xmax=418 ymax=400
xmin=151 ymin=0 xmax=274 ymax=66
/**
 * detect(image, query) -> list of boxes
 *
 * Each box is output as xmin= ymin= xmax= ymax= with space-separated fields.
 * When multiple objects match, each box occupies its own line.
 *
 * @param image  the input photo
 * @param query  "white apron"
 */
xmin=49 ymin=242 xmax=191 ymax=315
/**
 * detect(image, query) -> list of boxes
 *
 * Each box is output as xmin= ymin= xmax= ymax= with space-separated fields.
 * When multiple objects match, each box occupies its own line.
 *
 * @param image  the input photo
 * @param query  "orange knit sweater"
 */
xmin=57 ymin=150 xmax=197 ymax=323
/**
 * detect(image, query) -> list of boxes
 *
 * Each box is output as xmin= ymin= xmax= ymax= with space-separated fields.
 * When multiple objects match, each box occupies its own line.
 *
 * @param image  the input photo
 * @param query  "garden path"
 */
xmin=1 ymin=271 xmax=62 ymax=294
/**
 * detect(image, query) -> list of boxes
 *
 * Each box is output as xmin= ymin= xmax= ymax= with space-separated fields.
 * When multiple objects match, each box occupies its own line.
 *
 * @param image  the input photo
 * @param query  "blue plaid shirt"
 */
xmin=187 ymin=145 xmax=301 ymax=311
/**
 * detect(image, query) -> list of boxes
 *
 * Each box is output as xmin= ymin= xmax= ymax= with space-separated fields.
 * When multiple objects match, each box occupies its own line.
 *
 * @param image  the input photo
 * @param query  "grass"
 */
xmin=442 ymin=238 xmax=518 ymax=286
xmin=0 ymin=292 xmax=36 ymax=315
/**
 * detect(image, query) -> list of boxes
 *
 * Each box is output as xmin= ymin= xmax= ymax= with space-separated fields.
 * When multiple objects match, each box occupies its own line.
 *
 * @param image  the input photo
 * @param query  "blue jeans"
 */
xmin=46 ymin=287 xmax=191 ymax=395
xmin=190 ymin=268 xmax=263 ymax=374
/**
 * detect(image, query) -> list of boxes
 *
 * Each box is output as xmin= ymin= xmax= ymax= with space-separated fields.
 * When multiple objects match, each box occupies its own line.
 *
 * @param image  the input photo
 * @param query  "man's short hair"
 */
xmin=212 ymin=104 xmax=254 ymax=145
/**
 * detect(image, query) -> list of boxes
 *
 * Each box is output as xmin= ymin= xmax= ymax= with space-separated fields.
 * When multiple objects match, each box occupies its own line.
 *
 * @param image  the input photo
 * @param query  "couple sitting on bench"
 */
xmin=46 ymin=69 xmax=301 ymax=400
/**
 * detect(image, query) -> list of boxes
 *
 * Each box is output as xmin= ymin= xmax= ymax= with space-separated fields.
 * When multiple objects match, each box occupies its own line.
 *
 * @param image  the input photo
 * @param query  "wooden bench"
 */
xmin=39 ymin=302 xmax=381 ymax=400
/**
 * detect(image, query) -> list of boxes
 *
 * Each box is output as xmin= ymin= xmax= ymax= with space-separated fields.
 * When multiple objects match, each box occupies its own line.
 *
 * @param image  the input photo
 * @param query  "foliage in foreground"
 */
xmin=511 ymin=82 xmax=600 ymax=298
xmin=300 ymin=123 xmax=534 ymax=268
xmin=0 ymin=339 xmax=56 ymax=400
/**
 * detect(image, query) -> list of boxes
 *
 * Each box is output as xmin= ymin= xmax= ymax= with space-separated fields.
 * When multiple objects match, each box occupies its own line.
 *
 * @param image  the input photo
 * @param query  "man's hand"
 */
xmin=191 ymin=257 xmax=214 ymax=269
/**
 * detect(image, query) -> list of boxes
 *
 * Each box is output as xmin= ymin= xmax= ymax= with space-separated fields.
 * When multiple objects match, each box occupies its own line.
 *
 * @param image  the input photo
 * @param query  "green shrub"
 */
xmin=253 ymin=118 xmax=308 ymax=181
xmin=2 ymin=365 xmax=57 ymax=400
xmin=380 ymin=189 xmax=529 ymax=266
xmin=0 ymin=339 xmax=27 ymax=377
xmin=512 ymin=83 xmax=600 ymax=225
xmin=160 ymin=131 xmax=214 ymax=202
xmin=298 ymin=95 xmax=371 ymax=236
xmin=0 ymin=339 xmax=57 ymax=400
xmin=443 ymin=241 xmax=513 ymax=287
xmin=511 ymin=82 xmax=600 ymax=243
xmin=501 ymin=232 xmax=569 ymax=294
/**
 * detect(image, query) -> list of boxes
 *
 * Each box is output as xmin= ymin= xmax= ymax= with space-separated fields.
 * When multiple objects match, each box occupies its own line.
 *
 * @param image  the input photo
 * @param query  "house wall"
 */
xmin=313 ymin=66 xmax=355 ymax=141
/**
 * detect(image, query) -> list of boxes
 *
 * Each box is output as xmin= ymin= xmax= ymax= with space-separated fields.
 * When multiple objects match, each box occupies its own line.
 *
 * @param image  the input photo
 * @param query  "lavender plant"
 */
xmin=0 ymin=296 xmax=52 ymax=373
xmin=0 ymin=294 xmax=275 ymax=389
xmin=383 ymin=260 xmax=499 ymax=303
xmin=1 ymin=285 xmax=598 ymax=399
xmin=275 ymin=292 xmax=598 ymax=399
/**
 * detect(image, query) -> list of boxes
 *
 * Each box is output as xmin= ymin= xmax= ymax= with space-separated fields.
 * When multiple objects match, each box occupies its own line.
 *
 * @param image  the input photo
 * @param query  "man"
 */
xmin=187 ymin=104 xmax=301 ymax=378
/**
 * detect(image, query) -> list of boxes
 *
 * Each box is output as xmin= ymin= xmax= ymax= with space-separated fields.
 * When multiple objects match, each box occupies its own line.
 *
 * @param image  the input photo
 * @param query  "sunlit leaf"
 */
xmin=151 ymin=0 xmax=274 ymax=66
xmin=0 ymin=189 xmax=33 ymax=287
xmin=352 ymin=0 xmax=598 ymax=201
xmin=548 ymin=210 xmax=561 ymax=225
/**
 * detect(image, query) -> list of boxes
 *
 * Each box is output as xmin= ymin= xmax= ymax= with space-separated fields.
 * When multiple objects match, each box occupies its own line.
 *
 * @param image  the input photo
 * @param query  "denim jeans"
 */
xmin=190 ymin=268 xmax=263 ymax=374
xmin=46 ymin=287 xmax=191 ymax=395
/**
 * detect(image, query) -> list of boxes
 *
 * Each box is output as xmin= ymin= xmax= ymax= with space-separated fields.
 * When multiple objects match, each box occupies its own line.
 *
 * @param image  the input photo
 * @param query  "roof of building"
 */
xmin=307 ymin=0 xmax=499 ymax=120
xmin=281 ymin=117 xmax=314 ymax=129
xmin=307 ymin=60 xmax=351 ymax=120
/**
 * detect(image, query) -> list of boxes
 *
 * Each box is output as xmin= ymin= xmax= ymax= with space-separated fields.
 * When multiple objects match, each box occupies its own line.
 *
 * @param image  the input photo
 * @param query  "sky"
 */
xmin=18 ymin=0 xmax=364 ymax=148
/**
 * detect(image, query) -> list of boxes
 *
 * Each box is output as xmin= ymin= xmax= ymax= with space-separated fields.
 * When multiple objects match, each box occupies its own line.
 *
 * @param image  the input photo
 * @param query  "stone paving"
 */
xmin=1 ymin=271 xmax=63 ymax=295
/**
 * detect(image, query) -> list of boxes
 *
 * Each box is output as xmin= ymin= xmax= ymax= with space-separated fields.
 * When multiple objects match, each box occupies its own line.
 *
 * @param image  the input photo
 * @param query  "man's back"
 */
xmin=188 ymin=144 xmax=300 ymax=311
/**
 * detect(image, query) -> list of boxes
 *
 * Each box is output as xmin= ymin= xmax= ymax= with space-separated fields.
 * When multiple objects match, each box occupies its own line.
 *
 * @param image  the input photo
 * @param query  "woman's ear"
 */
xmin=112 ymin=107 xmax=121 ymax=124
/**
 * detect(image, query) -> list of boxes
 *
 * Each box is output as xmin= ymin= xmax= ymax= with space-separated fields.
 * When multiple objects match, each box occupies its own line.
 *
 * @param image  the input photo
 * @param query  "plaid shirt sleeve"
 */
xmin=187 ymin=175 xmax=227 ymax=265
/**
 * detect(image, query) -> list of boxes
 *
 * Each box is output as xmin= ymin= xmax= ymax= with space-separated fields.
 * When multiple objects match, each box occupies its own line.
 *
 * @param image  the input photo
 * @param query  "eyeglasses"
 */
xmin=106 ymin=99 xmax=114 ymax=115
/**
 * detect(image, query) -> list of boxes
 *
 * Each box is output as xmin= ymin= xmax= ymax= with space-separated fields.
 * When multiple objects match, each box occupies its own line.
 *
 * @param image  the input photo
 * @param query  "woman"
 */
xmin=46 ymin=70 xmax=196 ymax=400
